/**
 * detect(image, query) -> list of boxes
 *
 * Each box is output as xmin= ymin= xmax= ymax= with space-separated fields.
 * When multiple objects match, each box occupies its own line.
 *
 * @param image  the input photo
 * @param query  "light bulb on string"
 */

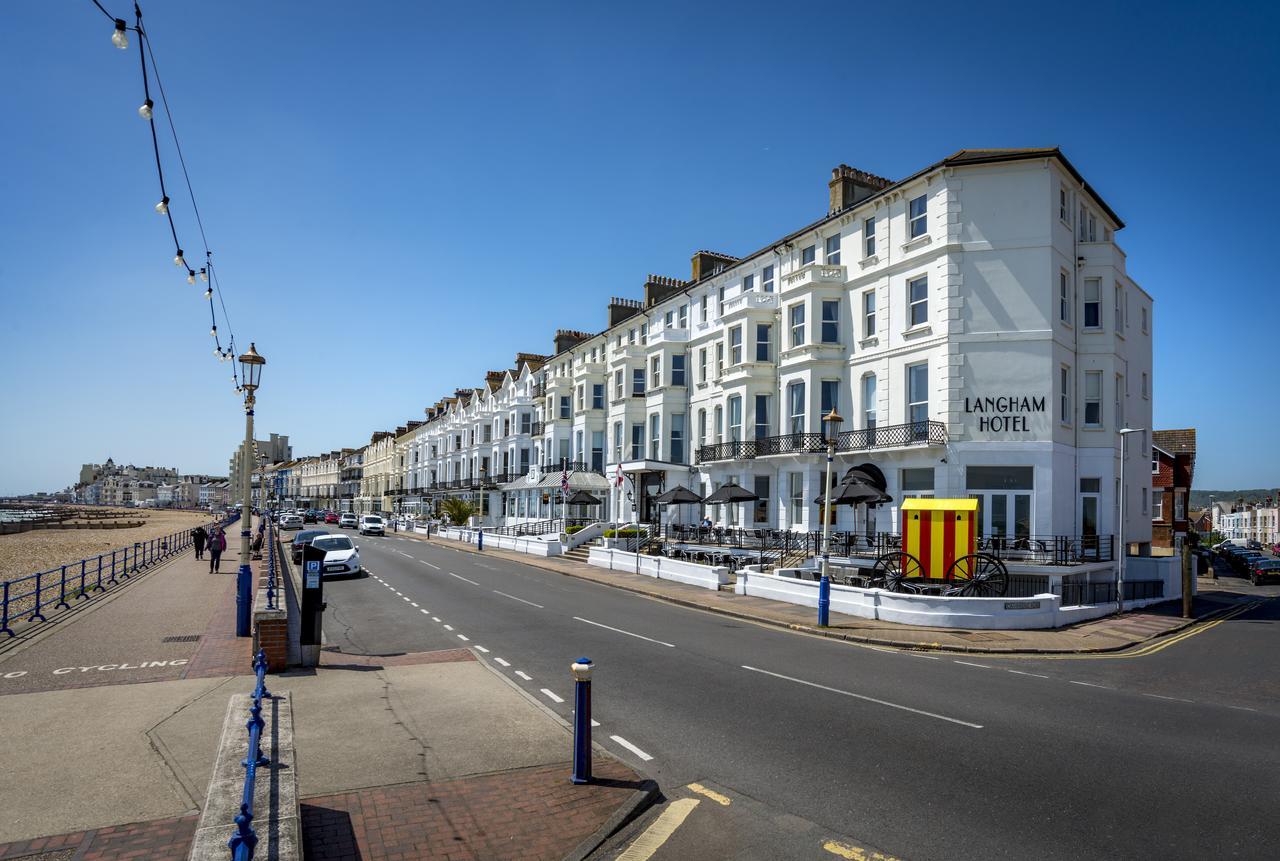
xmin=187 ymin=271 xmax=196 ymax=285
xmin=139 ymin=99 xmax=153 ymax=120
xmin=199 ymin=268 xmax=208 ymax=283
xmin=204 ymin=287 xmax=213 ymax=300
xmin=174 ymin=250 xmax=185 ymax=267
xmin=214 ymin=348 xmax=221 ymax=358
xmin=156 ymin=197 xmax=169 ymax=215
xmin=211 ymin=325 xmax=217 ymax=337
xmin=112 ymin=19 xmax=129 ymax=50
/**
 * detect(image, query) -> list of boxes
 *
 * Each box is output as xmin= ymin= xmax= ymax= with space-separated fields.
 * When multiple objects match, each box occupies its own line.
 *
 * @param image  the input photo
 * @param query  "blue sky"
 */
xmin=1 ymin=0 xmax=1277 ymax=494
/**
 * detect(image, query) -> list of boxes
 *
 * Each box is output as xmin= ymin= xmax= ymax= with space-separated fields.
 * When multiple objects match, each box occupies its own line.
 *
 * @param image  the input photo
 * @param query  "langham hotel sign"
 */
xmin=964 ymin=395 xmax=1046 ymax=433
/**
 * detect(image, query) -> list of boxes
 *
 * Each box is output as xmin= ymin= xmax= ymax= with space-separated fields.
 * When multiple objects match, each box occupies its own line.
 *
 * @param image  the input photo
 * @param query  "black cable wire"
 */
xmin=90 ymin=0 xmax=116 ymax=22
xmin=133 ymin=6 xmax=181 ymax=255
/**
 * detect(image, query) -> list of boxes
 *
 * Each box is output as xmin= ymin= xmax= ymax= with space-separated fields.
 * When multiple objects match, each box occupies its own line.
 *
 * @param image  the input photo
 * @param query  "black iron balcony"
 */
xmin=695 ymin=421 xmax=947 ymax=464
xmin=834 ymin=420 xmax=947 ymax=451
xmin=694 ymin=441 xmax=758 ymax=464
xmin=530 ymin=421 xmax=546 ymax=436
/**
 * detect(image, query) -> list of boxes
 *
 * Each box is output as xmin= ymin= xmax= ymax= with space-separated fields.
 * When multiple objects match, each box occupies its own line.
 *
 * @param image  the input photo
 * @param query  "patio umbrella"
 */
xmin=701 ymin=483 xmax=759 ymax=504
xmin=653 ymin=484 xmax=704 ymax=529
xmin=814 ymin=476 xmax=892 ymax=506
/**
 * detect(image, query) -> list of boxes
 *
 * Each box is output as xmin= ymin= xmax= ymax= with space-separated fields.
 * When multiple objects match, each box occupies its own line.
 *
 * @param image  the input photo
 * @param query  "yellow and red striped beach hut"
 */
xmin=900 ymin=498 xmax=979 ymax=580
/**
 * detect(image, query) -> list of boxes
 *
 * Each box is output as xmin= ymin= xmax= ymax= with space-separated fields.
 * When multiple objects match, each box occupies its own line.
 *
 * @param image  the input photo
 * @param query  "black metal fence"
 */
xmin=695 ymin=420 xmax=947 ymax=464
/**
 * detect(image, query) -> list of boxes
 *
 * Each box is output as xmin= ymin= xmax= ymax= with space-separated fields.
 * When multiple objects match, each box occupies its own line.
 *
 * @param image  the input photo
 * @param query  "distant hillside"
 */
xmin=1191 ymin=489 xmax=1279 ymax=510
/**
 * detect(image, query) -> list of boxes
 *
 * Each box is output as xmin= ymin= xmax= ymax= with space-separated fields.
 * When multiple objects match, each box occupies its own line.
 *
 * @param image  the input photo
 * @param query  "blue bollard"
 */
xmin=477 ymin=529 xmax=484 ymax=551
xmin=236 ymin=564 xmax=252 ymax=637
xmin=818 ymin=574 xmax=831 ymax=627
xmin=571 ymin=657 xmax=593 ymax=784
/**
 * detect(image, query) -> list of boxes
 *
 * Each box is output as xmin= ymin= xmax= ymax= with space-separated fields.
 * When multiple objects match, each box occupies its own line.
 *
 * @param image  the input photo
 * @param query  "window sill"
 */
xmin=859 ymin=254 xmax=880 ymax=269
xmin=859 ymin=336 xmax=879 ymax=349
xmin=901 ymin=324 xmax=932 ymax=339
xmin=1081 ymin=425 xmax=1106 ymax=432
xmin=901 ymin=234 xmax=932 ymax=252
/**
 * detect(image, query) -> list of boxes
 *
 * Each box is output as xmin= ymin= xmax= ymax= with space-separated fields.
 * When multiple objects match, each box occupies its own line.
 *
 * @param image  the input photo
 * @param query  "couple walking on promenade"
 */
xmin=190 ymin=525 xmax=227 ymax=572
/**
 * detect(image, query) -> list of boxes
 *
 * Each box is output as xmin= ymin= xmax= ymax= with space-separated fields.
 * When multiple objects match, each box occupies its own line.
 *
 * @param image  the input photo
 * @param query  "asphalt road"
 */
xmin=314 ymin=529 xmax=1279 ymax=861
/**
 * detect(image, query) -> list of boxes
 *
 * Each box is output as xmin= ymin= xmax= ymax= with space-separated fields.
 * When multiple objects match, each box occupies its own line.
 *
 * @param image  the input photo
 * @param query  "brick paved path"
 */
xmin=302 ymin=759 xmax=642 ymax=861
xmin=0 ymin=814 xmax=197 ymax=861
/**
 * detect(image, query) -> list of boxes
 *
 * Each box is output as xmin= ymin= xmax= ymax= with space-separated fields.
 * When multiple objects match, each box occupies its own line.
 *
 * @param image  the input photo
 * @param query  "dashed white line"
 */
xmin=473 ymin=645 xmax=489 ymax=653
xmin=410 ymin=602 xmax=419 ymax=607
xmin=954 ymin=660 xmax=993 ymax=669
xmin=1226 ymin=705 xmax=1258 ymax=712
xmin=609 ymin=735 xmax=653 ymax=761
xmin=573 ymin=617 xmax=676 ymax=648
xmin=420 ymin=609 xmax=430 ymax=615
xmin=905 ymin=652 xmax=939 ymax=660
xmin=398 ymin=551 xmax=413 ymax=558
xmin=476 ymin=563 xmax=498 ymax=570
xmin=449 ymin=572 xmax=481 ymax=585
xmin=1069 ymin=680 xmax=1113 ymax=689
xmin=1144 ymin=693 xmax=1194 ymax=703
xmin=540 ymin=688 xmax=564 ymax=703
xmin=742 ymin=665 xmax=984 ymax=729
xmin=1007 ymin=670 xmax=1050 ymax=679
xmin=420 ymin=560 xmax=440 ymax=570
xmin=443 ymin=624 xmax=454 ymax=631
xmin=494 ymin=657 xmax=511 ymax=667
xmin=591 ymin=719 xmax=601 ymax=727
xmin=515 ymin=670 xmax=533 ymax=681
xmin=431 ymin=617 xmax=441 ymax=622
xmin=493 ymin=590 xmax=544 ymax=608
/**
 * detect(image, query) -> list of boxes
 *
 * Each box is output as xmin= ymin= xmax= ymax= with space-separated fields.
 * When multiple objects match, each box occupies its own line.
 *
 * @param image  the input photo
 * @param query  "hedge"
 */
xmin=565 ymin=524 xmax=587 ymax=535
xmin=604 ymin=527 xmax=647 ymax=538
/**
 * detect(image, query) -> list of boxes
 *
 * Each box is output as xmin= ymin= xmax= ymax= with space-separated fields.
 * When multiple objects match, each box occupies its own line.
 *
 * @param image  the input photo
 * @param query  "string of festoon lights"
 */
xmin=90 ymin=0 xmax=246 ymax=391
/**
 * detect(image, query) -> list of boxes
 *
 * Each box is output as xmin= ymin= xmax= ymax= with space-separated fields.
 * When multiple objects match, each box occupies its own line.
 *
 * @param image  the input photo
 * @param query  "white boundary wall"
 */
xmin=436 ymin=526 xmax=563 ymax=557
xmin=588 ymin=547 xmax=730 ymax=590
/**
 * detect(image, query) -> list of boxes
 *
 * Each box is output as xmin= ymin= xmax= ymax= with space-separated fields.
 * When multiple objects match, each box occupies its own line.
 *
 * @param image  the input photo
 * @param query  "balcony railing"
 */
xmin=530 ymin=421 xmax=546 ymax=436
xmin=695 ymin=421 xmax=946 ymax=464
xmin=531 ymin=382 xmax=546 ymax=398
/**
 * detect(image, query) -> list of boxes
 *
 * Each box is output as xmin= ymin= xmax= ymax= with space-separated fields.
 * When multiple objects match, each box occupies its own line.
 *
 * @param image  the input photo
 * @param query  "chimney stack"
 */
xmin=689 ymin=251 xmax=738 ymax=283
xmin=554 ymin=329 xmax=593 ymax=355
xmin=828 ymin=164 xmax=892 ymax=213
xmin=607 ymin=296 xmax=643 ymax=327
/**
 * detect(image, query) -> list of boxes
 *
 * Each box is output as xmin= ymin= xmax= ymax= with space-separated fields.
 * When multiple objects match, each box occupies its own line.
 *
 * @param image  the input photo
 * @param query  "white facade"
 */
xmin=404 ymin=150 xmax=1152 ymax=556
xmin=1218 ymin=506 xmax=1279 ymax=546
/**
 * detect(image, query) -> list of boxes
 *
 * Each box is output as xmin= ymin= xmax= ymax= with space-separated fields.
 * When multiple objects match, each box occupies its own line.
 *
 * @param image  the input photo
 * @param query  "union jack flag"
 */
xmin=561 ymin=466 xmax=570 ymax=495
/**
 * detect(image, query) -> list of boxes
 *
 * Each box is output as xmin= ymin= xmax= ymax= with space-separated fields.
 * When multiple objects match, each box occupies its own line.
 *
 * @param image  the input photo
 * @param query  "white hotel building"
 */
xmin=402 ymin=149 xmax=1152 ymax=554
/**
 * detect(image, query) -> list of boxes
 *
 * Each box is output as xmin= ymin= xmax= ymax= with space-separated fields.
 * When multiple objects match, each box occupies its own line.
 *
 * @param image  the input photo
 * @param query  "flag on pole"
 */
xmin=561 ymin=465 xmax=570 ymax=495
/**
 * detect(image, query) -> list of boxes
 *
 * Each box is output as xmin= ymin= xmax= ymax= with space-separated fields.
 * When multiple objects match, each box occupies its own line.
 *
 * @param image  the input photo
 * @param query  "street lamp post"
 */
xmin=237 ymin=343 xmax=266 ymax=638
xmin=1117 ymin=427 xmax=1144 ymax=616
xmin=819 ymin=408 xmax=843 ymax=627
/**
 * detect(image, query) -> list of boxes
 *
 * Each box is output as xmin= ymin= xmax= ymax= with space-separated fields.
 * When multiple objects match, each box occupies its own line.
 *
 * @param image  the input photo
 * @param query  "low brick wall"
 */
xmin=251 ymin=540 xmax=289 ymax=672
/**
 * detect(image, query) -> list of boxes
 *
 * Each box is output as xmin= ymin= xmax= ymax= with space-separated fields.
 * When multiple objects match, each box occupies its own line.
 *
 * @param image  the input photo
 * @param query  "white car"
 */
xmin=279 ymin=514 xmax=303 ymax=530
xmin=339 ymin=513 xmax=358 ymax=529
xmin=359 ymin=515 xmax=385 ymax=536
xmin=312 ymin=534 xmax=360 ymax=576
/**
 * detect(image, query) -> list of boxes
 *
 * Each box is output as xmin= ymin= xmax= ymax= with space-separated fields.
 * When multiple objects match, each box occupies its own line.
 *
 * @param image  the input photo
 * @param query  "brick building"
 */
xmin=1151 ymin=428 xmax=1196 ymax=549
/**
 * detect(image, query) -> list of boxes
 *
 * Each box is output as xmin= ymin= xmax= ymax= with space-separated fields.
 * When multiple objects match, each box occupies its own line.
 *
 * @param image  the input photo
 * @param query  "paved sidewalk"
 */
xmin=411 ymin=531 xmax=1255 ymax=654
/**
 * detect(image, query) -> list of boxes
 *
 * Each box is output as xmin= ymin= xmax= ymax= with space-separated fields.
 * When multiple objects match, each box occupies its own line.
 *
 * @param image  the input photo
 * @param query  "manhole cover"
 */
xmin=162 ymin=634 xmax=202 ymax=643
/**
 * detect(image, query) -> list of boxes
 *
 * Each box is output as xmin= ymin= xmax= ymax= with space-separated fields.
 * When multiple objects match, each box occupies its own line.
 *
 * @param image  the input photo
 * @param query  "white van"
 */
xmin=359 ymin=515 xmax=385 ymax=536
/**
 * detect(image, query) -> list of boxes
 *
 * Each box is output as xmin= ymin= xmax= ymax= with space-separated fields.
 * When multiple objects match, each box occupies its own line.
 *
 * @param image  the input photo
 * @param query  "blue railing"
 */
xmin=229 ymin=649 xmax=271 ymax=860
xmin=0 ymin=514 xmax=235 ymax=638
xmin=264 ymin=518 xmax=278 ymax=610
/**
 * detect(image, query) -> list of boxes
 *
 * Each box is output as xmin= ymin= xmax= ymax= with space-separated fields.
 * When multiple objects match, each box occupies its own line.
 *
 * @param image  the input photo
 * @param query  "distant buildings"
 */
xmin=1215 ymin=499 xmax=1279 ymax=547
xmin=71 ymin=458 xmax=228 ymax=509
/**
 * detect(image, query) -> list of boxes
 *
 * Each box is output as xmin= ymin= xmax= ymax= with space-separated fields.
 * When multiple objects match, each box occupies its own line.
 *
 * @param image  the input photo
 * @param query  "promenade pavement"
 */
xmin=0 ymin=522 xmax=648 ymax=861
xmin=403 ymin=529 xmax=1255 ymax=654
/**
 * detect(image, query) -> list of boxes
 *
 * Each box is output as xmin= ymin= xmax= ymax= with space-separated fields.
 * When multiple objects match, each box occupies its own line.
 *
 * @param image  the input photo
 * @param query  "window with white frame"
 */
xmin=632 ymin=368 xmax=645 ymax=396
xmin=1088 ymin=212 xmax=1097 ymax=242
xmin=907 ymin=363 xmax=928 ymax=433
xmin=863 ymin=374 xmax=877 ymax=430
xmin=1084 ymin=371 xmax=1102 ymax=427
xmin=698 ymin=348 xmax=707 ymax=383
xmin=902 ymin=468 xmax=935 ymax=499
xmin=640 ymin=322 xmax=648 ymax=344
xmin=592 ymin=384 xmax=604 ymax=410
xmin=730 ymin=326 xmax=743 ymax=364
xmin=1141 ymin=372 xmax=1148 ymax=399
xmin=650 ymin=356 xmax=661 ymax=389
xmin=1060 ymin=271 xmax=1071 ymax=324
xmin=1175 ymin=494 xmax=1184 ymax=520
xmin=908 ymin=194 xmax=927 ymax=238
xmin=1083 ymin=278 xmax=1101 ymax=328
xmin=864 ymin=217 xmax=876 ymax=257
xmin=825 ymin=234 xmax=841 ymax=265
xmin=699 ymin=296 xmax=708 ymax=323
xmin=908 ymin=276 xmax=928 ymax=327
xmin=678 ymin=304 xmax=688 ymax=328
xmin=1114 ymin=282 xmax=1124 ymax=330
xmin=728 ymin=396 xmax=742 ymax=441
xmin=862 ymin=291 xmax=875 ymax=338
xmin=801 ymin=244 xmax=816 ymax=265
xmin=649 ymin=414 xmax=660 ymax=460
xmin=560 ymin=395 xmax=571 ymax=419
xmin=697 ymin=409 xmax=706 ymax=447
xmin=789 ymin=303 xmax=805 ymax=347
xmin=755 ymin=323 xmax=771 ymax=362
xmin=1059 ymin=186 xmax=1070 ymax=223
xmin=754 ymin=394 xmax=770 ymax=440
xmin=613 ymin=421 xmax=622 ymax=462
xmin=762 ymin=264 xmax=774 ymax=292
xmin=629 ymin=423 xmax=643 ymax=460
xmin=670 ymin=414 xmax=685 ymax=463
xmin=576 ymin=384 xmax=584 ymax=411
xmin=1141 ymin=305 xmax=1148 ymax=333
xmin=1060 ymin=365 xmax=1072 ymax=424
xmin=713 ymin=405 xmax=723 ymax=443
xmin=614 ymin=368 xmax=623 ymax=399
xmin=743 ymin=273 xmax=754 ymax=293
xmin=789 ymin=472 xmax=805 ymax=525
xmin=821 ymin=300 xmax=839 ymax=343
xmin=1079 ymin=203 xmax=1088 ymax=241
xmin=664 ymin=309 xmax=674 ymax=329
xmin=787 ymin=381 xmax=806 ymax=435
xmin=1152 ymin=453 xmax=1159 ymax=474
xmin=1115 ymin=374 xmax=1124 ymax=428
xmin=715 ymin=341 xmax=724 ymax=377
xmin=670 ymin=353 xmax=686 ymax=386
xmin=820 ymin=379 xmax=839 ymax=418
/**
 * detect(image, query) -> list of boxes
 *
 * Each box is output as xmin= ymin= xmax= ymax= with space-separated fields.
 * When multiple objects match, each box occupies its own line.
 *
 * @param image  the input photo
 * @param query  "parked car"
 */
xmin=303 ymin=510 xmax=318 ymax=524
xmin=359 ymin=515 xmax=385 ymax=536
xmin=290 ymin=529 xmax=330 ymax=564
xmin=324 ymin=512 xmax=340 ymax=524
xmin=311 ymin=534 xmax=361 ymax=576
xmin=279 ymin=513 xmax=303 ymax=530
xmin=1232 ymin=551 xmax=1265 ymax=575
xmin=1249 ymin=560 xmax=1280 ymax=585
xmin=339 ymin=513 xmax=358 ymax=529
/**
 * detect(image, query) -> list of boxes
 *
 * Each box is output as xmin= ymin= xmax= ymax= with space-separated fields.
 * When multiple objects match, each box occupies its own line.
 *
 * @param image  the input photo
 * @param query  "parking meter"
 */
xmin=300 ymin=541 xmax=327 ymax=667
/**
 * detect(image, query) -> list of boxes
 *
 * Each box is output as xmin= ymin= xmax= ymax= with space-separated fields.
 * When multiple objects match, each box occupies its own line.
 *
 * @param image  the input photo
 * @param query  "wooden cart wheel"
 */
xmin=946 ymin=553 xmax=1009 ymax=597
xmin=871 ymin=551 xmax=924 ymax=592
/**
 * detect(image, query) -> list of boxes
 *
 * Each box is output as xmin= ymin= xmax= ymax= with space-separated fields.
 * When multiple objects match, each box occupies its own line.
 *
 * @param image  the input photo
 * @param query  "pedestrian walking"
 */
xmin=208 ymin=526 xmax=227 ymax=573
xmin=192 ymin=525 xmax=208 ymax=560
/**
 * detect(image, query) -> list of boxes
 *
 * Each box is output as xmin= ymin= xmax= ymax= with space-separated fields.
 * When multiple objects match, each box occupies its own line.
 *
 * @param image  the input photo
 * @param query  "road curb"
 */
xmin=411 ymin=532 xmax=1247 ymax=656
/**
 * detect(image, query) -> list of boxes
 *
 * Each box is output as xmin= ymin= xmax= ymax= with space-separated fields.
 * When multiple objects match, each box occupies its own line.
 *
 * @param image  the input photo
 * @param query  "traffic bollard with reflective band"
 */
xmin=477 ymin=529 xmax=484 ymax=551
xmin=571 ymin=657 xmax=593 ymax=784
xmin=818 ymin=574 xmax=831 ymax=627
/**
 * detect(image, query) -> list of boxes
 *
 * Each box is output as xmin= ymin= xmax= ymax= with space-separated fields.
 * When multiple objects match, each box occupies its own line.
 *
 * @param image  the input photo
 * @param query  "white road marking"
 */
xmin=1069 ymin=680 xmax=1113 ymax=689
xmin=476 ymin=563 xmax=498 ymax=570
xmin=573 ymin=617 xmax=676 ymax=648
xmin=456 ymin=634 xmax=469 ymax=641
xmin=591 ymin=719 xmax=601 ymax=727
xmin=493 ymin=590 xmax=544 ymax=608
xmin=742 ymin=665 xmax=984 ymax=729
xmin=1144 ymin=693 xmax=1194 ymax=703
xmin=420 ymin=609 xmax=430 ymax=615
xmin=515 ymin=670 xmax=533 ymax=681
xmin=540 ymin=688 xmax=564 ymax=703
xmin=609 ymin=735 xmax=653 ymax=761
xmin=410 ymin=602 xmax=418 ymax=607
xmin=954 ymin=660 xmax=992 ymax=669
xmin=494 ymin=657 xmax=510 ymax=667
xmin=473 ymin=645 xmax=489 ymax=653
xmin=443 ymin=624 xmax=454 ymax=631
xmin=401 ymin=596 xmax=411 ymax=602
xmin=449 ymin=572 xmax=481 ymax=585
xmin=399 ymin=551 xmax=413 ymax=558
xmin=1226 ymin=705 xmax=1258 ymax=712
xmin=1007 ymin=670 xmax=1049 ymax=679
xmin=431 ymin=617 xmax=441 ymax=622
xmin=905 ymin=652 xmax=939 ymax=660
xmin=420 ymin=560 xmax=440 ymax=570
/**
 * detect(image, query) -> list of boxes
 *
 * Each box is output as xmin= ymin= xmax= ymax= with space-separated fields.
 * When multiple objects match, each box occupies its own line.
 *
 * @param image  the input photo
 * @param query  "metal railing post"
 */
xmin=29 ymin=572 xmax=45 ymax=622
xmin=78 ymin=559 xmax=88 ymax=600
xmin=94 ymin=555 xmax=104 ymax=593
xmin=0 ymin=582 xmax=12 ymax=638
xmin=109 ymin=549 xmax=119 ymax=585
xmin=55 ymin=565 xmax=70 ymax=611
xmin=570 ymin=658 xmax=593 ymax=784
